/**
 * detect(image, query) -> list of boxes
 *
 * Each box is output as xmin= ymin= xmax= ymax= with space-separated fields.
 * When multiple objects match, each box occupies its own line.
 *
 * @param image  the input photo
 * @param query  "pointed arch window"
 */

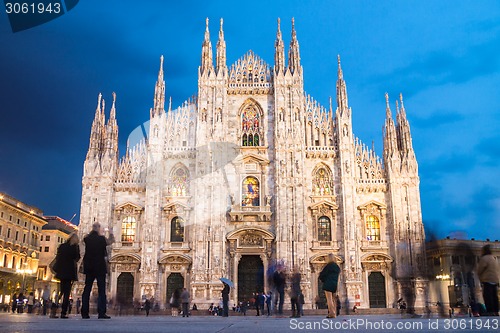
xmin=313 ymin=166 xmax=333 ymax=196
xmin=170 ymin=167 xmax=189 ymax=196
xmin=366 ymin=215 xmax=380 ymax=241
xmin=318 ymin=216 xmax=331 ymax=241
xmin=241 ymin=176 xmax=260 ymax=207
xmin=171 ymin=217 xmax=184 ymax=242
xmin=121 ymin=216 xmax=136 ymax=243
xmin=241 ymin=105 xmax=261 ymax=146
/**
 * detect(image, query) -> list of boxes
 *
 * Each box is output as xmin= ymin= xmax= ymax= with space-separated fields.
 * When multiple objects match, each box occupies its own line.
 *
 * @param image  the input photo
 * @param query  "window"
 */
xmin=15 ymin=231 xmax=18 ymax=241
xmin=121 ymin=216 xmax=136 ymax=243
xmin=45 ymin=235 xmax=50 ymax=241
xmin=366 ymin=215 xmax=380 ymax=241
xmin=0 ymin=226 xmax=2 ymax=235
xmin=433 ymin=257 xmax=441 ymax=266
xmin=11 ymin=257 xmax=15 ymax=269
xmin=7 ymin=228 xmax=11 ymax=238
xmin=241 ymin=104 xmax=261 ymax=146
xmin=170 ymin=167 xmax=189 ymax=196
xmin=170 ymin=217 xmax=184 ymax=242
xmin=312 ymin=166 xmax=333 ymax=196
xmin=44 ymin=247 xmax=49 ymax=252
xmin=23 ymin=234 xmax=26 ymax=243
xmin=318 ymin=216 xmax=331 ymax=241
xmin=241 ymin=176 xmax=260 ymax=207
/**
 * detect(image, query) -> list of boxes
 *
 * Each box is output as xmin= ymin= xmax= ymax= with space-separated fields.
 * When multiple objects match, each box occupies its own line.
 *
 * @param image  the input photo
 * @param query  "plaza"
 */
xmin=0 ymin=312 xmax=498 ymax=333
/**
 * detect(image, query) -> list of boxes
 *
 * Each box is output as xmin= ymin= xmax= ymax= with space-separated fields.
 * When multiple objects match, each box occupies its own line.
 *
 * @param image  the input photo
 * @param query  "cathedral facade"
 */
xmin=78 ymin=18 xmax=427 ymax=310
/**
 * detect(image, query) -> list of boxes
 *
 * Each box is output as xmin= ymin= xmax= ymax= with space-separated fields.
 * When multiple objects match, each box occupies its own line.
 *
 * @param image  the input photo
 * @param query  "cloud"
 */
xmin=370 ymin=36 xmax=500 ymax=97
xmin=410 ymin=109 xmax=465 ymax=129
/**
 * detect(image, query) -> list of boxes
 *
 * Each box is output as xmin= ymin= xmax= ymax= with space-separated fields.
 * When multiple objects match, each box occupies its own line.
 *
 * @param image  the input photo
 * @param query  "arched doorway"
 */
xmin=116 ymin=272 xmax=134 ymax=306
xmin=238 ymin=255 xmax=264 ymax=302
xmin=368 ymin=272 xmax=386 ymax=308
xmin=166 ymin=273 xmax=184 ymax=302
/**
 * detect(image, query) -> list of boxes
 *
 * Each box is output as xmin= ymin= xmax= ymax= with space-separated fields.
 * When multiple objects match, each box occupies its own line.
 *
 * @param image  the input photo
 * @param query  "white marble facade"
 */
xmin=78 ymin=18 xmax=427 ymax=310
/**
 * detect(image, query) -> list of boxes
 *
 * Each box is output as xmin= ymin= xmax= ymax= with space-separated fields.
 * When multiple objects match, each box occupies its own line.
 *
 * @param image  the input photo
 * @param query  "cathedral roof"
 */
xmin=228 ymin=50 xmax=272 ymax=94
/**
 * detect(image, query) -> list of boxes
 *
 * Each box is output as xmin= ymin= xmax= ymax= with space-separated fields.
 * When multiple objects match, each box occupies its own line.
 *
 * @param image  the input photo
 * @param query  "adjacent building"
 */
xmin=35 ymin=216 xmax=78 ymax=301
xmin=0 ymin=192 xmax=46 ymax=305
xmin=78 ymin=18 xmax=427 ymax=310
xmin=426 ymin=238 xmax=500 ymax=307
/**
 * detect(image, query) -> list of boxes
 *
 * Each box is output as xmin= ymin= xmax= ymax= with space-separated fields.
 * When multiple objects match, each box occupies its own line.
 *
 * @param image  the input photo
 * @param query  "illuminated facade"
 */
xmin=78 ymin=19 xmax=427 ymax=310
xmin=0 ymin=193 xmax=46 ymax=305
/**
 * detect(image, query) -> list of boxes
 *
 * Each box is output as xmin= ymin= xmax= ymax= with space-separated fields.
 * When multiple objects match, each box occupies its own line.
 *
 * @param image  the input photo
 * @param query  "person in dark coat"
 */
xmin=221 ymin=282 xmax=230 ymax=317
xmin=290 ymin=268 xmax=302 ymax=318
xmin=319 ymin=253 xmax=340 ymax=318
xmin=272 ymin=266 xmax=286 ymax=315
xmin=11 ymin=294 xmax=17 ymax=313
xmin=180 ymin=288 xmax=190 ymax=317
xmin=53 ymin=233 xmax=80 ymax=318
xmin=81 ymin=222 xmax=114 ymax=319
xmin=144 ymin=298 xmax=151 ymax=316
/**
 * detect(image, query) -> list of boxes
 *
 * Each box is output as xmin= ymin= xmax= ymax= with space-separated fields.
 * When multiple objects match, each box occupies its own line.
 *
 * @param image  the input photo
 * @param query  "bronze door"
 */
xmin=116 ymin=272 xmax=134 ymax=306
xmin=368 ymin=271 xmax=387 ymax=308
xmin=166 ymin=273 xmax=184 ymax=302
xmin=238 ymin=255 xmax=264 ymax=302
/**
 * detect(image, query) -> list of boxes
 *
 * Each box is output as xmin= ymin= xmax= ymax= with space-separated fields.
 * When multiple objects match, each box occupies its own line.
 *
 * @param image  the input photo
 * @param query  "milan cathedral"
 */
xmin=77 ymin=18 xmax=427 ymax=310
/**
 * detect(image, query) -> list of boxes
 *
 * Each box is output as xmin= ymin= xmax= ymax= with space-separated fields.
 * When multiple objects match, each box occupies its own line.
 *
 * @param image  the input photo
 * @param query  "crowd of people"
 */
xmin=5 ymin=222 xmax=498 ymax=319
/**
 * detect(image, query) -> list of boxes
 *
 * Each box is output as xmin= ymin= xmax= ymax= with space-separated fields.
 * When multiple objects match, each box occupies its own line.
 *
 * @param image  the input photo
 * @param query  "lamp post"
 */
xmin=16 ymin=263 xmax=33 ymax=293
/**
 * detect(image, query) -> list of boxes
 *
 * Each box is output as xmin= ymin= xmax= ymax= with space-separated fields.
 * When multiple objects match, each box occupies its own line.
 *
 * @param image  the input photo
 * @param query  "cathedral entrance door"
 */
xmin=368 ymin=272 xmax=386 ymax=308
xmin=166 ymin=273 xmax=184 ymax=301
xmin=116 ymin=272 xmax=134 ymax=306
xmin=237 ymin=255 xmax=264 ymax=302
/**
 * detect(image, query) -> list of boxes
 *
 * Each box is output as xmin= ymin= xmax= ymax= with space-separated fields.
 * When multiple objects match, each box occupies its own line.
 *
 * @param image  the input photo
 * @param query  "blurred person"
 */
xmin=477 ymin=244 xmax=499 ymax=316
xmin=319 ymin=254 xmax=340 ymax=318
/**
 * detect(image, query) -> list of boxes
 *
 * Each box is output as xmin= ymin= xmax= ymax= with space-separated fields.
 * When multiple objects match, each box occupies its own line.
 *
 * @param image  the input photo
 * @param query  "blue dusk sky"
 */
xmin=0 ymin=1 xmax=499 ymax=240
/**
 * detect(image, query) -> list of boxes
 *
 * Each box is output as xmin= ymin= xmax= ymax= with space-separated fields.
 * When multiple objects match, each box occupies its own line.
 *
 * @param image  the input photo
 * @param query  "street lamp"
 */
xmin=16 ymin=263 xmax=33 ymax=293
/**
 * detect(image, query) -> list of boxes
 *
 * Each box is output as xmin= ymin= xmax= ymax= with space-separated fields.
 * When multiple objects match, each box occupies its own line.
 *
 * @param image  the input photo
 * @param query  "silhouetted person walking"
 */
xmin=221 ymin=283 xmax=230 ymax=317
xmin=53 ymin=233 xmax=80 ymax=318
xmin=81 ymin=222 xmax=113 ymax=319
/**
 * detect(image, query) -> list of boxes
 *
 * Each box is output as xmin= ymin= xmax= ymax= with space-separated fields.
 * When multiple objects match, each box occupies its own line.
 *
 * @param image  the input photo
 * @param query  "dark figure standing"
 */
xmin=477 ymin=244 xmax=499 ymax=316
xmin=53 ymin=233 xmax=80 ymax=319
xmin=180 ymin=288 xmax=190 ymax=317
xmin=221 ymin=283 xmax=230 ymax=317
xmin=76 ymin=298 xmax=81 ymax=314
xmin=290 ymin=268 xmax=302 ymax=318
xmin=144 ymin=299 xmax=151 ymax=316
xmin=11 ymin=294 xmax=17 ymax=313
xmin=319 ymin=253 xmax=340 ymax=318
xmin=265 ymin=292 xmax=272 ymax=316
xmin=17 ymin=293 xmax=24 ymax=313
xmin=272 ymin=267 xmax=286 ymax=315
xmin=81 ymin=222 xmax=114 ymax=319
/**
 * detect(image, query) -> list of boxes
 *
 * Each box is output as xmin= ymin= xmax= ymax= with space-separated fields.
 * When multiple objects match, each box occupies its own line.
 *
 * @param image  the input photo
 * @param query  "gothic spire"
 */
xmin=396 ymin=93 xmax=414 ymax=154
xmin=87 ymin=93 xmax=104 ymax=159
xmin=274 ymin=18 xmax=285 ymax=74
xmin=153 ymin=55 xmax=166 ymax=116
xmin=383 ymin=93 xmax=398 ymax=158
xmin=287 ymin=18 xmax=301 ymax=75
xmin=216 ymin=18 xmax=227 ymax=75
xmin=336 ymin=55 xmax=349 ymax=115
xmin=200 ymin=17 xmax=214 ymax=76
xmin=105 ymin=92 xmax=119 ymax=157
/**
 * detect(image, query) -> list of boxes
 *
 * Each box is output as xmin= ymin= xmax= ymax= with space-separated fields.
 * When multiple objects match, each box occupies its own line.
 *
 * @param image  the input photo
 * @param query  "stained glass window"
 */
xmin=366 ymin=215 xmax=380 ymax=241
xmin=318 ymin=216 xmax=331 ymax=241
xmin=171 ymin=167 xmax=188 ymax=196
xmin=313 ymin=167 xmax=332 ymax=195
xmin=121 ymin=216 xmax=136 ymax=243
xmin=242 ymin=176 xmax=260 ymax=207
xmin=171 ymin=217 xmax=184 ymax=242
xmin=241 ymin=105 xmax=261 ymax=146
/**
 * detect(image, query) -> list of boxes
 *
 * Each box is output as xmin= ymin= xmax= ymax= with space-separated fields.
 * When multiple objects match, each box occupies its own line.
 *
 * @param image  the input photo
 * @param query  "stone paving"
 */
xmin=0 ymin=312 xmax=499 ymax=333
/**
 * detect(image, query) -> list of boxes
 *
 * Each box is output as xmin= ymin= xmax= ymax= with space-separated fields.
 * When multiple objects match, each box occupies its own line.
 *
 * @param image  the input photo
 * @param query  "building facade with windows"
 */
xmin=426 ymin=238 xmax=500 ymax=308
xmin=35 ymin=216 xmax=78 ymax=301
xmin=0 ymin=193 xmax=46 ymax=305
xmin=78 ymin=19 xmax=427 ymax=310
